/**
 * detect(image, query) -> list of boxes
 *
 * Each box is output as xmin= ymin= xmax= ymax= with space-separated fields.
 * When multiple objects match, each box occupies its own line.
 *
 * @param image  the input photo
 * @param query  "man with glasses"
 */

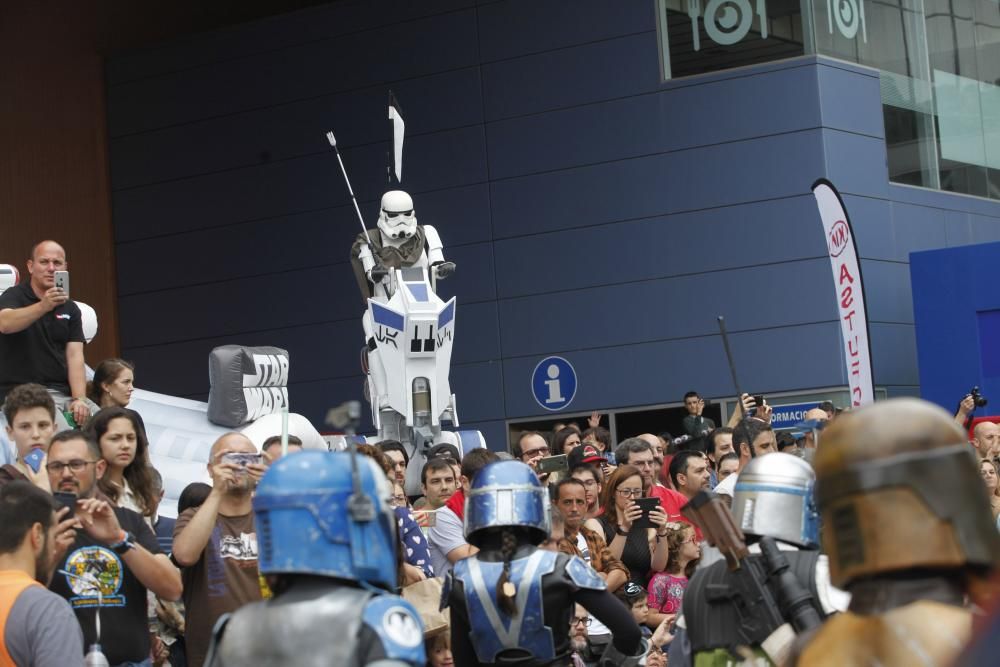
xmin=45 ymin=429 xmax=182 ymax=667
xmin=569 ymin=604 xmax=591 ymax=667
xmin=513 ymin=431 xmax=553 ymax=482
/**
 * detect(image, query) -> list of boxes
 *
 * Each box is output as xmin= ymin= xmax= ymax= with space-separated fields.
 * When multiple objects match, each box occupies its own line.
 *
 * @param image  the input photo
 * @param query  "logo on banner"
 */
xmin=689 ymin=0 xmax=768 ymax=51
xmin=531 ymin=357 xmax=577 ymax=412
xmin=827 ymin=0 xmax=867 ymax=42
xmin=828 ymin=220 xmax=850 ymax=257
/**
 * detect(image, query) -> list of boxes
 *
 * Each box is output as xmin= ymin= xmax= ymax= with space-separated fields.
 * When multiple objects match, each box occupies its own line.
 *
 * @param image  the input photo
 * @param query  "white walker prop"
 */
xmin=328 ymin=107 xmax=484 ymax=495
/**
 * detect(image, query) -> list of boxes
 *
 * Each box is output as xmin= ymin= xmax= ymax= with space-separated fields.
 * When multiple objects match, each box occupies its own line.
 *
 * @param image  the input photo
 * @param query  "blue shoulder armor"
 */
xmin=362 ymin=595 xmax=425 ymax=666
xmin=566 ymin=555 xmax=607 ymax=591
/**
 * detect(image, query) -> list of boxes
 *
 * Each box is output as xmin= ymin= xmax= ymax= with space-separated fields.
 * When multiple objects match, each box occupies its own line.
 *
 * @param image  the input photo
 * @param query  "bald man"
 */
xmin=172 ymin=433 xmax=268 ymax=667
xmin=972 ymin=421 xmax=1000 ymax=461
xmin=0 ymin=241 xmax=97 ymax=428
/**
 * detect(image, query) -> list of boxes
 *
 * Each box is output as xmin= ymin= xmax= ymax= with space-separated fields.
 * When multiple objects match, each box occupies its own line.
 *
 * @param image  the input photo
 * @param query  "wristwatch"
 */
xmin=615 ymin=526 xmax=629 ymax=537
xmin=108 ymin=530 xmax=136 ymax=555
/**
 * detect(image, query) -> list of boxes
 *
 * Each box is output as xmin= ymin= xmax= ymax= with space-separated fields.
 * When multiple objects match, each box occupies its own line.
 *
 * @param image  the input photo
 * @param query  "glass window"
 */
xmin=656 ymin=0 xmax=805 ymax=79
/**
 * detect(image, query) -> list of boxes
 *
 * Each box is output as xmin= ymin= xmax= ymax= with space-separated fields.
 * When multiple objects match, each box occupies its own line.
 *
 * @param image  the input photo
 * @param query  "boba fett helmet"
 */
xmin=815 ymin=398 xmax=1000 ymax=588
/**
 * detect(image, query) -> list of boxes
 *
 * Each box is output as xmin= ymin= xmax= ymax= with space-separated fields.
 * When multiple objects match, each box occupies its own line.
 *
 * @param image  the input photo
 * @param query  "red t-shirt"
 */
xmin=650 ymin=485 xmax=703 ymax=540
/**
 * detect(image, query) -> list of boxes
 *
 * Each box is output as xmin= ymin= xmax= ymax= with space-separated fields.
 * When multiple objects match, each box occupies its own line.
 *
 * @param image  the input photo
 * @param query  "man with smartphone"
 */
xmin=172 ymin=432 xmax=268 ymax=667
xmin=0 ymin=241 xmax=97 ymax=430
xmin=46 ymin=429 xmax=182 ymax=666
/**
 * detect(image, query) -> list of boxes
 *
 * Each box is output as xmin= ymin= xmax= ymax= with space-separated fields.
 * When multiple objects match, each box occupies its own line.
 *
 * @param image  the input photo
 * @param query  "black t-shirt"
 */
xmin=0 ymin=281 xmax=84 ymax=401
xmin=48 ymin=505 xmax=161 ymax=664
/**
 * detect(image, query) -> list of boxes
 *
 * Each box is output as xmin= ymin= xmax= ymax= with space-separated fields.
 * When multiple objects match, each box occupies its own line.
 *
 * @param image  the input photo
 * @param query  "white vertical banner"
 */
xmin=811 ymin=179 xmax=875 ymax=406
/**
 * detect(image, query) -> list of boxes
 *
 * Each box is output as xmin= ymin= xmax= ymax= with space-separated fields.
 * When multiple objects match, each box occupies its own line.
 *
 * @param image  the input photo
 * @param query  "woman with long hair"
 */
xmin=84 ymin=406 xmax=157 ymax=518
xmin=980 ymin=459 xmax=1000 ymax=522
xmin=87 ymin=358 xmax=136 ymax=409
xmin=596 ymin=464 xmax=669 ymax=587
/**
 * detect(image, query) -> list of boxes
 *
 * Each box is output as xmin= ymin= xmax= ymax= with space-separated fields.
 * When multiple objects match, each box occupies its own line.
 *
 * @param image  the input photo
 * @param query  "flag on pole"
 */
xmin=388 ymin=91 xmax=405 ymax=183
xmin=811 ymin=179 xmax=875 ymax=406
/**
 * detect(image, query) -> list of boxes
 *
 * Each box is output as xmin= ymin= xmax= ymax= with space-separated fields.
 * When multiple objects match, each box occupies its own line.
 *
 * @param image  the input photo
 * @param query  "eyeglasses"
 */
xmin=522 ymin=447 xmax=550 ymax=459
xmin=571 ymin=616 xmax=592 ymax=627
xmin=616 ymin=488 xmax=643 ymax=498
xmin=390 ymin=495 xmax=408 ymax=507
xmin=46 ymin=459 xmax=98 ymax=474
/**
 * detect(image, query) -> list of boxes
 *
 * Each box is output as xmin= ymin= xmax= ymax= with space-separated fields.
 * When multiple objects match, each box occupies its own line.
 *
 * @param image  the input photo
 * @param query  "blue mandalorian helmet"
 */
xmin=464 ymin=461 xmax=551 ymax=547
xmin=254 ymin=450 xmax=397 ymax=590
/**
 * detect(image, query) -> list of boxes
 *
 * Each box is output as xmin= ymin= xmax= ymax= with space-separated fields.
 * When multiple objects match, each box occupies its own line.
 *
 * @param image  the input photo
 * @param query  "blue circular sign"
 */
xmin=531 ymin=356 xmax=577 ymax=412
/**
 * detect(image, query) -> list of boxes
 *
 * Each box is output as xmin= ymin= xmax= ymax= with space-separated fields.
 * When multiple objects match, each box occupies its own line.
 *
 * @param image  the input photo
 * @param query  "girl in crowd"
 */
xmin=426 ymin=632 xmax=454 ymax=667
xmin=979 ymin=459 xmax=1000 ymax=522
xmin=595 ymin=464 xmax=669 ymax=587
xmin=85 ymin=406 xmax=158 ymax=519
xmin=646 ymin=522 xmax=701 ymax=628
xmin=88 ymin=358 xmax=135 ymax=409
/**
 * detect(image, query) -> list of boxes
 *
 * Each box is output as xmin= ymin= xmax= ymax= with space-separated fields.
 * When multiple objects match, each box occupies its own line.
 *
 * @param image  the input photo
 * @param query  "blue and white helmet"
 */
xmin=464 ymin=461 xmax=551 ymax=547
xmin=733 ymin=452 xmax=820 ymax=549
xmin=254 ymin=450 xmax=397 ymax=590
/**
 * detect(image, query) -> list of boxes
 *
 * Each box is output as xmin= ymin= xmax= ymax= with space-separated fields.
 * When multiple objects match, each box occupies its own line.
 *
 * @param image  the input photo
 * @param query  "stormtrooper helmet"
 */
xmin=377 ymin=190 xmax=417 ymax=240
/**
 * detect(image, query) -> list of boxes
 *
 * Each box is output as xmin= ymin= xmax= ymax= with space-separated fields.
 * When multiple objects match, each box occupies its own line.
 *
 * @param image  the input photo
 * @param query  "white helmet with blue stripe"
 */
xmin=732 ymin=452 xmax=819 ymax=549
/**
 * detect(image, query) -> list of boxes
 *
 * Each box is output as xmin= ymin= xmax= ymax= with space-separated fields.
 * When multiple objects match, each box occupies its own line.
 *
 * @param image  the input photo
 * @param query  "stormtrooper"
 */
xmin=443 ymin=460 xmax=648 ymax=666
xmin=350 ymin=190 xmax=467 ymax=495
xmin=204 ymin=450 xmax=425 ymax=667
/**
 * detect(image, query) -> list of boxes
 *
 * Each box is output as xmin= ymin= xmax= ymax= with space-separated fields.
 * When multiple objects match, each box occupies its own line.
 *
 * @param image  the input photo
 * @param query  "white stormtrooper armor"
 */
xmin=351 ymin=190 xmax=477 ymax=495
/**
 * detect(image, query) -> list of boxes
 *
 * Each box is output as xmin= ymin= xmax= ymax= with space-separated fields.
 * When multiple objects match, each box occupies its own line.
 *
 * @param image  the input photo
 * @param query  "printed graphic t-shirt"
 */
xmin=175 ymin=508 xmax=262 ymax=667
xmin=48 ymin=506 xmax=160 ymax=664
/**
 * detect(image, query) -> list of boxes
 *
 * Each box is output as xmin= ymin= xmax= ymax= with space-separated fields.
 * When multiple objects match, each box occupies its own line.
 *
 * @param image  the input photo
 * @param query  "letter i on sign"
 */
xmin=544 ymin=364 xmax=564 ymax=404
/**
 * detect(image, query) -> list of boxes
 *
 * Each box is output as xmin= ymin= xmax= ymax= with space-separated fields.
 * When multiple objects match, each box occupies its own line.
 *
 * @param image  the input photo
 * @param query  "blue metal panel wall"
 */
xmin=106 ymin=0 xmax=1000 ymax=446
xmin=911 ymin=241 xmax=1000 ymax=412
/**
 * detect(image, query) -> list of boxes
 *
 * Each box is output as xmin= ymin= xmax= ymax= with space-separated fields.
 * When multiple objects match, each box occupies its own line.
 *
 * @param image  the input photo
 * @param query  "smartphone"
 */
xmin=53 ymin=491 xmax=77 ymax=518
xmin=536 ymin=454 xmax=569 ymax=475
xmin=54 ymin=270 xmax=69 ymax=297
xmin=222 ymin=453 xmax=263 ymax=468
xmin=414 ymin=509 xmax=437 ymax=528
xmin=23 ymin=447 xmax=45 ymax=473
xmin=753 ymin=395 xmax=765 ymax=408
xmin=633 ymin=497 xmax=661 ymax=530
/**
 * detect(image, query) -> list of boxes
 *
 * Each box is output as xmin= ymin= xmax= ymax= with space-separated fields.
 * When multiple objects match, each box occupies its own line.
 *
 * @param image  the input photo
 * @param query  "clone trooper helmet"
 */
xmin=815 ymin=398 xmax=1000 ymax=588
xmin=733 ymin=452 xmax=819 ymax=549
xmin=465 ymin=461 xmax=551 ymax=547
xmin=254 ymin=450 xmax=398 ymax=590
xmin=377 ymin=190 xmax=417 ymax=240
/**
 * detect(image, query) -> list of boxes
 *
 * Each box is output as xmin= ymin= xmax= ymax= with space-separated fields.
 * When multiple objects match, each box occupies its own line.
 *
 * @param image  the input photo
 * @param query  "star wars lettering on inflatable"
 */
xmin=207 ymin=345 xmax=289 ymax=427
xmin=811 ymin=180 xmax=874 ymax=407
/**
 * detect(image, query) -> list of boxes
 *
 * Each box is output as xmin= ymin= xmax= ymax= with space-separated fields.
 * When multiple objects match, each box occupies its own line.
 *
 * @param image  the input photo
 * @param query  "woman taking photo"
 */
xmin=84 ymin=406 xmax=157 ymax=520
xmin=592 ymin=464 xmax=669 ymax=587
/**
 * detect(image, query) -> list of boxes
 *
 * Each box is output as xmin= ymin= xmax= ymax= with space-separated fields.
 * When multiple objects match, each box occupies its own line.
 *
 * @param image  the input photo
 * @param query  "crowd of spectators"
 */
xmin=3 ymin=240 xmax=1000 ymax=666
